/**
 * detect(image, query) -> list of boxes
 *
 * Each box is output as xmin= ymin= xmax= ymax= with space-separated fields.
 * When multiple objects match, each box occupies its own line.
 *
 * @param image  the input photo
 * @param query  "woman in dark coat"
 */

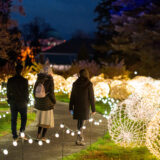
xmin=34 ymin=65 xmax=56 ymax=141
xmin=69 ymin=69 xmax=96 ymax=145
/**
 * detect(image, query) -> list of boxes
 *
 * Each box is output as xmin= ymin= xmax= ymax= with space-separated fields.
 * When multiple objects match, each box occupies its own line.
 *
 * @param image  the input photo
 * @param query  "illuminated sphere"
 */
xmin=3 ymin=149 xmax=8 ymax=155
xmin=122 ymin=94 xmax=159 ymax=122
xmin=110 ymin=80 xmax=132 ymax=100
xmin=108 ymin=104 xmax=146 ymax=147
xmin=90 ymin=74 xmax=105 ymax=86
xmin=146 ymin=111 xmax=160 ymax=159
xmin=94 ymin=82 xmax=110 ymax=98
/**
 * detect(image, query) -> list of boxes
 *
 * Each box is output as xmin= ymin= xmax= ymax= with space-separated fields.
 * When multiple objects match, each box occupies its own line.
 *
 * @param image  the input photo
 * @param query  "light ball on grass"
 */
xmin=108 ymin=104 xmax=147 ymax=147
xmin=122 ymin=94 xmax=159 ymax=122
xmin=146 ymin=111 xmax=160 ymax=159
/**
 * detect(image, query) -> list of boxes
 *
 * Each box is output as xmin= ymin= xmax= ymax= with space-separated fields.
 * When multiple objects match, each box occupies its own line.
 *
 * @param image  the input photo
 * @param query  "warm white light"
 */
xmin=28 ymin=139 xmax=33 ymax=144
xmin=20 ymin=132 xmax=25 ymax=138
xmin=60 ymin=124 xmax=64 ymax=128
xmin=66 ymin=129 xmax=70 ymax=134
xmin=77 ymin=131 xmax=81 ymax=135
xmin=38 ymin=140 xmax=43 ymax=146
xmin=99 ymin=119 xmax=102 ymax=123
xmin=3 ymin=149 xmax=8 ymax=155
xmin=46 ymin=139 xmax=50 ymax=144
xmin=3 ymin=114 xmax=5 ymax=118
xmin=6 ymin=112 xmax=9 ymax=114
xmin=13 ymin=141 xmax=18 ymax=147
xmin=0 ymin=115 xmax=1 ymax=118
xmin=71 ymin=132 xmax=75 ymax=136
xmin=82 ymin=126 xmax=86 ymax=129
xmin=89 ymin=118 xmax=93 ymax=122
xmin=55 ymin=133 xmax=59 ymax=138
xmin=134 ymin=71 xmax=138 ymax=75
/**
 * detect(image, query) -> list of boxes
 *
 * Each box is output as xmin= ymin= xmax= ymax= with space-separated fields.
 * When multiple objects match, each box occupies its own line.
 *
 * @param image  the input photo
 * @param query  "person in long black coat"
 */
xmin=69 ymin=69 xmax=96 ymax=145
xmin=7 ymin=64 xmax=29 ymax=140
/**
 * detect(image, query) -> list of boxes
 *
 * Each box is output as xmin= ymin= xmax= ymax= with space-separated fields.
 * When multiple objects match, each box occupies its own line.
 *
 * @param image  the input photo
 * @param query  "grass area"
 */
xmin=0 ymin=102 xmax=10 ymax=111
xmin=0 ymin=108 xmax=36 ymax=137
xmin=63 ymin=133 xmax=157 ymax=160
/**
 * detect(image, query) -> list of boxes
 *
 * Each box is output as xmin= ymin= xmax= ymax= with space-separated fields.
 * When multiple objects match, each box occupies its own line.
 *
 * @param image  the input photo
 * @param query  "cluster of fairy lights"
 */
xmin=1 ymin=117 xmax=105 ymax=156
xmin=1 ymin=75 xmax=160 ymax=157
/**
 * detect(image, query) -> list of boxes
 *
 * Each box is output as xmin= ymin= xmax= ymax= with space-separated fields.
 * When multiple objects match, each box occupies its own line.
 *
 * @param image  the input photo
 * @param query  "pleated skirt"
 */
xmin=36 ymin=109 xmax=54 ymax=128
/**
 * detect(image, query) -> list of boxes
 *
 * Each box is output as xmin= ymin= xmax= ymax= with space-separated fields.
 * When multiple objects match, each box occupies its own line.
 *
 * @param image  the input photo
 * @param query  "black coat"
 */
xmin=34 ymin=73 xmax=56 ymax=111
xmin=7 ymin=74 xmax=29 ymax=109
xmin=69 ymin=77 xmax=95 ymax=120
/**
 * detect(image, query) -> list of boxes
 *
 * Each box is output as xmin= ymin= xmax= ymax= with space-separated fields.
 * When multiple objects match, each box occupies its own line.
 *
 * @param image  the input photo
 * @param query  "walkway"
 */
xmin=0 ymin=101 xmax=108 ymax=160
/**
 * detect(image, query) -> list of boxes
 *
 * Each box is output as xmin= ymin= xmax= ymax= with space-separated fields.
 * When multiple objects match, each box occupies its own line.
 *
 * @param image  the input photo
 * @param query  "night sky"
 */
xmin=12 ymin=0 xmax=98 ymax=39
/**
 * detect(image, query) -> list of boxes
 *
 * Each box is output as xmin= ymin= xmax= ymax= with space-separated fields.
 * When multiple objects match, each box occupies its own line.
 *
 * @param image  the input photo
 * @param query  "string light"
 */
xmin=20 ymin=132 xmax=25 ymax=138
xmin=38 ymin=141 xmax=43 ymax=146
xmin=46 ymin=139 xmax=50 ymax=144
xmin=28 ymin=139 xmax=33 ymax=144
xmin=3 ymin=149 xmax=8 ymax=155
xmin=55 ymin=133 xmax=59 ymax=138
xmin=60 ymin=124 xmax=64 ymax=128
xmin=71 ymin=132 xmax=75 ymax=136
xmin=13 ymin=141 xmax=18 ymax=147
xmin=66 ymin=129 xmax=70 ymax=134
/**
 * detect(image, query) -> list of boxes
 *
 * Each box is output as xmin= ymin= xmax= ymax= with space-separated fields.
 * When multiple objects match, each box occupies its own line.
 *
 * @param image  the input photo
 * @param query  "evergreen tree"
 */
xmin=94 ymin=0 xmax=117 ymax=61
xmin=111 ymin=0 xmax=160 ymax=77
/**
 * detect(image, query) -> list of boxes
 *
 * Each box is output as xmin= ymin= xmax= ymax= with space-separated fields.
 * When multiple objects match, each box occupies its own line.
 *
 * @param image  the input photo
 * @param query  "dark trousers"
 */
xmin=10 ymin=106 xmax=27 ymax=139
xmin=77 ymin=120 xmax=85 ymax=130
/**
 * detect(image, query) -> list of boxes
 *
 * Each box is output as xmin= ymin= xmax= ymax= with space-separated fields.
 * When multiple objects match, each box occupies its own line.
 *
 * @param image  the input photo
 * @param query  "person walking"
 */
xmin=34 ymin=64 xmax=56 ymax=142
xmin=69 ymin=69 xmax=96 ymax=146
xmin=7 ymin=64 xmax=29 ymax=141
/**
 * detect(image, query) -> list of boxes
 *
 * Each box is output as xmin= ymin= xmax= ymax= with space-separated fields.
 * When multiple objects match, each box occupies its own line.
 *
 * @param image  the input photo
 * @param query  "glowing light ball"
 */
xmin=108 ymin=104 xmax=146 ymax=147
xmin=121 ymin=94 xmax=160 ymax=122
xmin=90 ymin=74 xmax=105 ymax=85
xmin=146 ymin=111 xmax=160 ymax=159
xmin=110 ymin=80 xmax=132 ymax=100
xmin=94 ymin=82 xmax=110 ymax=98
xmin=127 ymin=76 xmax=160 ymax=105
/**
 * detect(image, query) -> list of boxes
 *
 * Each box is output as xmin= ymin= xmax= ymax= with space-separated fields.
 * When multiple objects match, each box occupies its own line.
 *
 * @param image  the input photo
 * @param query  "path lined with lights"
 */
xmin=0 ymin=101 xmax=108 ymax=160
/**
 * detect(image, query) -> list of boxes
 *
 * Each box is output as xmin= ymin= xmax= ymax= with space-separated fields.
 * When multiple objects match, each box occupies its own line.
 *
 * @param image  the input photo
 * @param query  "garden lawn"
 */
xmin=63 ymin=133 xmax=157 ymax=160
xmin=0 ymin=102 xmax=10 ymax=111
xmin=0 ymin=111 xmax=35 ymax=137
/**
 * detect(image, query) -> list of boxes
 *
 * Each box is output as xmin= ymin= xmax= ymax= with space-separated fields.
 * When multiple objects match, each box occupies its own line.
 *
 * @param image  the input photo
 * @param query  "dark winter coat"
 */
xmin=7 ymin=74 xmax=29 ymax=109
xmin=34 ymin=73 xmax=56 ymax=111
xmin=69 ymin=77 xmax=95 ymax=120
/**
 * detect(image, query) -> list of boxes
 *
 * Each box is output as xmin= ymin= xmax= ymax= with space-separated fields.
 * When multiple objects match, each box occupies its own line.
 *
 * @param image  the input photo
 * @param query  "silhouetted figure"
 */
xmin=69 ymin=69 xmax=96 ymax=145
xmin=7 ymin=64 xmax=29 ymax=140
xmin=34 ymin=63 xmax=56 ymax=141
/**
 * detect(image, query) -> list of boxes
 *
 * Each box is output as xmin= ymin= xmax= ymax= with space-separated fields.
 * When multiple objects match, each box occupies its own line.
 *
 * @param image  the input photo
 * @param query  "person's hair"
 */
xmin=79 ymin=69 xmax=89 ymax=79
xmin=15 ymin=64 xmax=23 ymax=74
